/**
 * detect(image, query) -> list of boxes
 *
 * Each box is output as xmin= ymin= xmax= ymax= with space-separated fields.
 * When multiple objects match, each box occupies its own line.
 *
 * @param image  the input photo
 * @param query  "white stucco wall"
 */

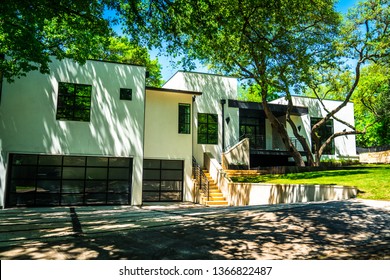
xmin=144 ymin=88 xmax=194 ymax=201
xmin=0 ymin=58 xmax=146 ymax=207
xmin=164 ymin=71 xmax=239 ymax=166
xmin=271 ymin=96 xmax=357 ymax=158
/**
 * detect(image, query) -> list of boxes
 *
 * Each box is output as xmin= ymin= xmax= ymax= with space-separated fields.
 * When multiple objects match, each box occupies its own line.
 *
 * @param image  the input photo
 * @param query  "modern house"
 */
xmin=0 ymin=58 xmax=357 ymax=208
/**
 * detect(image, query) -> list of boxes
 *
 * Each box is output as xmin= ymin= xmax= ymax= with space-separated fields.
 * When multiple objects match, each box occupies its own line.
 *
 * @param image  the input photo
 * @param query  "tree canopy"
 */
xmin=0 ymin=0 xmax=163 ymax=87
xmin=92 ymin=36 xmax=163 ymax=87
xmin=0 ymin=0 xmax=113 ymax=81
xmin=120 ymin=0 xmax=390 ymax=165
xmin=353 ymin=64 xmax=390 ymax=147
xmin=121 ymin=0 xmax=341 ymax=166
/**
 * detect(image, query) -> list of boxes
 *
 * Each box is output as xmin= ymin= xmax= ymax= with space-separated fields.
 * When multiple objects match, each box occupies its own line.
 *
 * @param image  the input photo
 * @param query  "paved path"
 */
xmin=0 ymin=199 xmax=389 ymax=260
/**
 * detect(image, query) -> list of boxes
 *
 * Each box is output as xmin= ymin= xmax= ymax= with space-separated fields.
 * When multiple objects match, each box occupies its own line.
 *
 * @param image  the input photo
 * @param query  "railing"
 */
xmin=221 ymin=138 xmax=250 ymax=170
xmin=229 ymin=134 xmax=306 ymax=153
xmin=192 ymin=157 xmax=210 ymax=203
xmin=289 ymin=137 xmax=304 ymax=152
xmin=240 ymin=134 xmax=266 ymax=150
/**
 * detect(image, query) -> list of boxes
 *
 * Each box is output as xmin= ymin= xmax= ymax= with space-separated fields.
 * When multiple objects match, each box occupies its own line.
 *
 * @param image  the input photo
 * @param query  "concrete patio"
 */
xmin=0 ymin=199 xmax=389 ymax=260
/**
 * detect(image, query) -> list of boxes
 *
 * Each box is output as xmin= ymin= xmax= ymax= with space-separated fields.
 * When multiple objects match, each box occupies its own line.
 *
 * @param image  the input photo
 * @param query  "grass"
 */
xmin=231 ymin=164 xmax=390 ymax=201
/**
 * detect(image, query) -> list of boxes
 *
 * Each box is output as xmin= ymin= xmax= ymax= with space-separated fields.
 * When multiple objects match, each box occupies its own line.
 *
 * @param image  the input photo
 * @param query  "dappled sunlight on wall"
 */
xmin=227 ymin=182 xmax=357 ymax=206
xmin=0 ymin=58 xmax=146 ymax=205
xmin=165 ymin=71 xmax=239 ymax=165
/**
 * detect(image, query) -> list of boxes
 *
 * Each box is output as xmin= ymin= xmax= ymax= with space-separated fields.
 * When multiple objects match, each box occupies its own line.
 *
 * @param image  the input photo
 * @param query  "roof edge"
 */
xmin=146 ymin=86 xmax=202 ymax=96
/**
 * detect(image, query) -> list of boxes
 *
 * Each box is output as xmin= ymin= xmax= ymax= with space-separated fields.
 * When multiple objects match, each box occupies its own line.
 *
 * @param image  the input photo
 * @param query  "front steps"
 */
xmin=201 ymin=171 xmax=228 ymax=207
xmin=225 ymin=169 xmax=266 ymax=178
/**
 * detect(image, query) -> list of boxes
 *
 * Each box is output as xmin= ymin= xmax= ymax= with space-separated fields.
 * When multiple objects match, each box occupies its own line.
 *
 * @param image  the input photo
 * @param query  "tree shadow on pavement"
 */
xmin=0 ymin=200 xmax=389 ymax=260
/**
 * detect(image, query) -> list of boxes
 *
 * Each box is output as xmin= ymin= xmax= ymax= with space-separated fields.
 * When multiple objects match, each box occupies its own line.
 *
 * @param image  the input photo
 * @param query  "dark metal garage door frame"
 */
xmin=142 ymin=159 xmax=184 ymax=202
xmin=6 ymin=153 xmax=133 ymax=207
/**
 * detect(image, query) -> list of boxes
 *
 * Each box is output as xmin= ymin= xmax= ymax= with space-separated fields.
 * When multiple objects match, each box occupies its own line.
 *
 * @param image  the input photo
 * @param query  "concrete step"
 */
xmin=206 ymin=201 xmax=229 ymax=206
xmin=200 ymin=170 xmax=228 ymax=207
xmin=225 ymin=170 xmax=267 ymax=177
xmin=207 ymin=196 xmax=225 ymax=201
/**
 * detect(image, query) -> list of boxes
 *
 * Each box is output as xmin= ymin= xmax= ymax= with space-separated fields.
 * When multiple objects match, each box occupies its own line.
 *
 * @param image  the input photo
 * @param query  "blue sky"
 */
xmin=150 ymin=0 xmax=361 ymax=82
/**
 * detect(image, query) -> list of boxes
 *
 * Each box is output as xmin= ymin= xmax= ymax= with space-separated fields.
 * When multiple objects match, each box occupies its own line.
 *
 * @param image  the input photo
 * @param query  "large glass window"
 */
xmin=56 ymin=82 xmax=92 ymax=122
xmin=239 ymin=109 xmax=266 ymax=149
xmin=142 ymin=159 xmax=183 ymax=202
xmin=178 ymin=103 xmax=191 ymax=134
xmin=198 ymin=113 xmax=218 ymax=144
xmin=6 ymin=154 xmax=133 ymax=207
xmin=311 ymin=117 xmax=335 ymax=155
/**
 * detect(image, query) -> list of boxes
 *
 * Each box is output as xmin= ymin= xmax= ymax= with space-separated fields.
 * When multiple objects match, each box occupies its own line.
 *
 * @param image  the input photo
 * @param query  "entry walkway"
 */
xmin=0 ymin=199 xmax=389 ymax=259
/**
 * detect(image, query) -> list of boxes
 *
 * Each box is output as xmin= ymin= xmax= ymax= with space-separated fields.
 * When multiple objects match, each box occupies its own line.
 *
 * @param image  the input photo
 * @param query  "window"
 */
xmin=239 ymin=109 xmax=266 ymax=149
xmin=56 ymin=82 xmax=92 ymax=121
xmin=142 ymin=159 xmax=184 ymax=202
xmin=6 ymin=154 xmax=133 ymax=207
xmin=178 ymin=103 xmax=191 ymax=134
xmin=120 ymin=88 xmax=132 ymax=100
xmin=311 ymin=117 xmax=335 ymax=155
xmin=198 ymin=113 xmax=218 ymax=144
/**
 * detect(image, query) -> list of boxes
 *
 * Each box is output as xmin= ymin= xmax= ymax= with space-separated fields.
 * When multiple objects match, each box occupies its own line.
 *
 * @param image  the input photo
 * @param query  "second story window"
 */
xmin=56 ymin=82 xmax=92 ymax=122
xmin=198 ymin=113 xmax=218 ymax=144
xmin=311 ymin=117 xmax=335 ymax=155
xmin=178 ymin=103 xmax=191 ymax=134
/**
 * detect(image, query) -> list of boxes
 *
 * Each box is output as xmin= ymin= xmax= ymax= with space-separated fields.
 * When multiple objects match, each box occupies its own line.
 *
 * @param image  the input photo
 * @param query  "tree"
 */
xmin=119 ymin=0 xmax=340 ymax=166
xmin=92 ymin=36 xmax=163 ymax=87
xmin=0 ymin=0 xmax=113 ymax=82
xmin=353 ymin=64 xmax=390 ymax=147
xmin=306 ymin=0 xmax=390 ymax=164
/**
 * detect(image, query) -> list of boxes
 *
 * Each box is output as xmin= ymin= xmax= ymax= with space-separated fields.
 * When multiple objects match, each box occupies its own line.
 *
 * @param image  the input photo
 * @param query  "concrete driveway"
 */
xmin=0 ymin=199 xmax=389 ymax=260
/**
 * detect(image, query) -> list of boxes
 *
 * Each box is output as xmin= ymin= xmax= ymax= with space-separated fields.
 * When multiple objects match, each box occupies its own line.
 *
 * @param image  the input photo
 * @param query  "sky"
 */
xmin=148 ymin=0 xmax=361 ymax=82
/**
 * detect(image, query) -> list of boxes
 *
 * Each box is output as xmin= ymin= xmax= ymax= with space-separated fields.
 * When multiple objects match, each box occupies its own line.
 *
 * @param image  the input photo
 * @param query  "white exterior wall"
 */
xmin=271 ymin=96 xmax=357 ymax=158
xmin=144 ymin=89 xmax=194 ymax=201
xmin=164 ymin=71 xmax=239 ymax=166
xmin=0 ymin=59 xmax=146 ymax=207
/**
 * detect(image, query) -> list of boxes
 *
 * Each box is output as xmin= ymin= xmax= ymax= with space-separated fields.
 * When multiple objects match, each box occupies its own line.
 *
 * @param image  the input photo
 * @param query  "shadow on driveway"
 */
xmin=0 ymin=199 xmax=389 ymax=260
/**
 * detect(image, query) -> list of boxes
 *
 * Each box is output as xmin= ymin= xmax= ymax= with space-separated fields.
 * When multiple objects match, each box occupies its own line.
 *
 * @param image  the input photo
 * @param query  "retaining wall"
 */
xmin=227 ymin=183 xmax=357 ymax=206
xmin=359 ymin=150 xmax=390 ymax=164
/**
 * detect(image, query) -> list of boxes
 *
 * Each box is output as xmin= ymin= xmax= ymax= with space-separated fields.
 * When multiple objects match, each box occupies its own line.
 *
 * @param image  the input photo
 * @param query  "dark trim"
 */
xmin=146 ymin=86 xmax=202 ymax=96
xmin=221 ymin=99 xmax=226 ymax=151
xmin=228 ymin=99 xmax=308 ymax=116
xmin=142 ymin=159 xmax=184 ymax=202
xmin=6 ymin=154 xmax=133 ymax=207
xmin=197 ymin=113 xmax=219 ymax=145
xmin=178 ymin=103 xmax=191 ymax=134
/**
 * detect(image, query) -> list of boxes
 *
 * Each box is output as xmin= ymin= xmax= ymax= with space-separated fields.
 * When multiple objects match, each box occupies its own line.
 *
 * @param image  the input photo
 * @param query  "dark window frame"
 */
xmin=197 ymin=113 xmax=218 ymax=145
xmin=120 ymin=88 xmax=132 ymax=101
xmin=311 ymin=117 xmax=335 ymax=155
xmin=6 ymin=154 xmax=133 ymax=207
xmin=56 ymin=82 xmax=92 ymax=122
xmin=142 ymin=159 xmax=184 ymax=202
xmin=178 ymin=103 xmax=191 ymax=134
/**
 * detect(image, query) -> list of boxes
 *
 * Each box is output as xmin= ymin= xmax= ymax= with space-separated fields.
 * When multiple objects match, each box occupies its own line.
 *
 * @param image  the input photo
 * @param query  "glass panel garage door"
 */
xmin=142 ymin=159 xmax=184 ymax=202
xmin=6 ymin=154 xmax=133 ymax=207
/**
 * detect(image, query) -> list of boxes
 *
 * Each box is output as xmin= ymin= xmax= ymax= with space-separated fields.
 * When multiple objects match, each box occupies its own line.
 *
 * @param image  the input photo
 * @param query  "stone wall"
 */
xmin=359 ymin=150 xmax=390 ymax=164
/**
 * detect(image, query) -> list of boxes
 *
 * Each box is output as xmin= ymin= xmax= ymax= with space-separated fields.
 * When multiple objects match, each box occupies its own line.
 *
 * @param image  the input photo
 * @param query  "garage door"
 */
xmin=6 ymin=154 xmax=133 ymax=207
xmin=142 ymin=159 xmax=184 ymax=202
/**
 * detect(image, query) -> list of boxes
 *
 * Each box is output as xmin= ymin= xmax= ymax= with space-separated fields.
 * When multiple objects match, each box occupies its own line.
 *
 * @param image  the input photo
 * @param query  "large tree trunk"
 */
xmin=261 ymin=94 xmax=306 ymax=167
xmin=286 ymin=96 xmax=315 ymax=166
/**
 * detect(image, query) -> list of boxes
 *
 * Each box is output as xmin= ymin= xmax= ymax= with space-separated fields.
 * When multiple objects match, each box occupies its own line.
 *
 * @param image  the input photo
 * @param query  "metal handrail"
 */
xmin=192 ymin=157 xmax=210 ymax=203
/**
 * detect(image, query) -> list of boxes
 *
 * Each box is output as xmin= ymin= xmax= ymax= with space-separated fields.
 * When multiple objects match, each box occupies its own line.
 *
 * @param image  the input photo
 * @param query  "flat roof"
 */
xmin=228 ymin=99 xmax=309 ymax=116
xmin=146 ymin=86 xmax=202 ymax=96
xmin=163 ymin=70 xmax=237 ymax=87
